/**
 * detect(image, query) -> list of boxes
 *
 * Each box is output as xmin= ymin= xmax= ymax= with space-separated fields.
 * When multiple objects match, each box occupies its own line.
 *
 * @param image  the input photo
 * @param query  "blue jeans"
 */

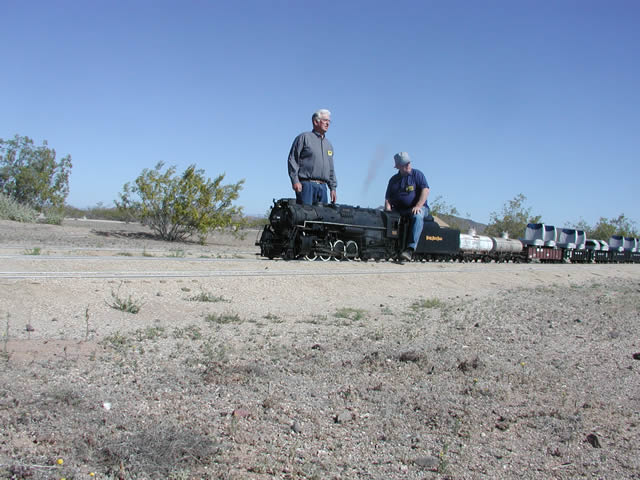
xmin=296 ymin=181 xmax=328 ymax=205
xmin=396 ymin=206 xmax=428 ymax=250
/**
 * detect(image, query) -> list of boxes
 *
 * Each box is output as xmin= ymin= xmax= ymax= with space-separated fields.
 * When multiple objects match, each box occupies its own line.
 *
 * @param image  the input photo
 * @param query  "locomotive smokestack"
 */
xmin=362 ymin=145 xmax=386 ymax=194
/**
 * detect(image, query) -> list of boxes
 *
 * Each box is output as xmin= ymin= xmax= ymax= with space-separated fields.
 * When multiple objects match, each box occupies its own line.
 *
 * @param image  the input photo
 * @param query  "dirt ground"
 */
xmin=0 ymin=218 xmax=639 ymax=479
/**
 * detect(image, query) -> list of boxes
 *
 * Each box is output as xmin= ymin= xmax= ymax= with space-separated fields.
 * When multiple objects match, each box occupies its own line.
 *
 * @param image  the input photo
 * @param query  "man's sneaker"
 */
xmin=400 ymin=248 xmax=413 ymax=262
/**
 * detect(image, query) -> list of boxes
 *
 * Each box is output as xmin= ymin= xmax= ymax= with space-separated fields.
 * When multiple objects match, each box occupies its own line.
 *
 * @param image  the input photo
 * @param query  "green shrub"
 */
xmin=0 ymin=192 xmax=38 ymax=222
xmin=116 ymin=162 xmax=245 ymax=241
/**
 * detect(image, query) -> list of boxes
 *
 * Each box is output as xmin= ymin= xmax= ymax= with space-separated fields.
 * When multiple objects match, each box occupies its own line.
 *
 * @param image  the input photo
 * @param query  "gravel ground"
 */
xmin=1 ymin=219 xmax=639 ymax=480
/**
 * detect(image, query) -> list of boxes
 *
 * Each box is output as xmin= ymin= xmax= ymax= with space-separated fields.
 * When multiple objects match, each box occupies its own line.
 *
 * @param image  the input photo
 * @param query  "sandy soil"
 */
xmin=0 ymin=219 xmax=639 ymax=479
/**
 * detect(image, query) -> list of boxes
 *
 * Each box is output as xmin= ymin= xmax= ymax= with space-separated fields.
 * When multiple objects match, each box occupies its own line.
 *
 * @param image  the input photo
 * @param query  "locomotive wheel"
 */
xmin=319 ymin=242 xmax=332 ymax=261
xmin=332 ymin=240 xmax=346 ymax=261
xmin=345 ymin=240 xmax=359 ymax=261
xmin=304 ymin=253 xmax=318 ymax=261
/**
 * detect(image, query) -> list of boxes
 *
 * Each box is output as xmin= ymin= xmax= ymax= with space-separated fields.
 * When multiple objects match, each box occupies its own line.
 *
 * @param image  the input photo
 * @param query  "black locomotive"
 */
xmin=256 ymin=198 xmax=459 ymax=261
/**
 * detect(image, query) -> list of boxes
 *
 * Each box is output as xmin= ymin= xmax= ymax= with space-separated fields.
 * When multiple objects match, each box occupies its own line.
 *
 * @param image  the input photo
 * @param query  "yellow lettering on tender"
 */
xmin=425 ymin=235 xmax=443 ymax=241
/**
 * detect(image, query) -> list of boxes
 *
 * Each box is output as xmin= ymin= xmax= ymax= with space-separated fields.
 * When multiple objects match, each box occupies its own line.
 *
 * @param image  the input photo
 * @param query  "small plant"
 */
xmin=134 ymin=326 xmax=166 ymax=341
xmin=410 ymin=298 xmax=443 ymax=312
xmin=101 ymin=332 xmax=131 ymax=352
xmin=438 ymin=443 xmax=450 ymax=474
xmin=167 ymin=249 xmax=186 ymax=258
xmin=1 ymin=313 xmax=9 ymax=361
xmin=263 ymin=313 xmax=281 ymax=321
xmin=107 ymin=286 xmax=143 ymax=314
xmin=84 ymin=306 xmax=91 ymax=340
xmin=117 ymin=251 xmax=133 ymax=256
xmin=188 ymin=291 xmax=227 ymax=303
xmin=204 ymin=312 xmax=242 ymax=324
xmin=334 ymin=307 xmax=367 ymax=321
xmin=23 ymin=247 xmax=41 ymax=255
xmin=173 ymin=324 xmax=202 ymax=340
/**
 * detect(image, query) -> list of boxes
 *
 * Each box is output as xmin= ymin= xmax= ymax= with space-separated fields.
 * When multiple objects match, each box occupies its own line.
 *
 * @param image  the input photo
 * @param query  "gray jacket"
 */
xmin=288 ymin=130 xmax=337 ymax=191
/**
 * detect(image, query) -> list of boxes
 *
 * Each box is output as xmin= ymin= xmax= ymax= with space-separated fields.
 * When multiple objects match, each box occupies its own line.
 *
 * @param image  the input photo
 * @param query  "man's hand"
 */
xmin=411 ymin=205 xmax=423 ymax=215
xmin=293 ymin=182 xmax=302 ymax=193
xmin=330 ymin=190 xmax=337 ymax=204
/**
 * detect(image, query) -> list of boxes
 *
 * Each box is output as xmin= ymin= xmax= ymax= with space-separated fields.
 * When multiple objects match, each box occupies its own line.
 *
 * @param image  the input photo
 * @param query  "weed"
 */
xmin=334 ymin=307 xmax=367 ymax=321
xmin=101 ymin=332 xmax=131 ymax=352
xmin=117 ymin=251 xmax=133 ymax=256
xmin=1 ymin=313 xmax=9 ymax=362
xmin=107 ymin=286 xmax=143 ymax=314
xmin=167 ymin=249 xmax=186 ymax=258
xmin=134 ymin=326 xmax=166 ymax=341
xmin=410 ymin=298 xmax=443 ymax=312
xmin=438 ymin=442 xmax=450 ymax=473
xmin=84 ymin=306 xmax=91 ymax=340
xmin=200 ymin=338 xmax=228 ymax=364
xmin=263 ymin=312 xmax=281 ymax=321
xmin=188 ymin=291 xmax=228 ymax=303
xmin=205 ymin=312 xmax=242 ymax=324
xmin=173 ymin=324 xmax=202 ymax=340
xmin=23 ymin=247 xmax=41 ymax=255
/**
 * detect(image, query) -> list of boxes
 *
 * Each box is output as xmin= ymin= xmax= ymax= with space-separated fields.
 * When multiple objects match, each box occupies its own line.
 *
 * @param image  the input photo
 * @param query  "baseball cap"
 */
xmin=394 ymin=152 xmax=410 ymax=167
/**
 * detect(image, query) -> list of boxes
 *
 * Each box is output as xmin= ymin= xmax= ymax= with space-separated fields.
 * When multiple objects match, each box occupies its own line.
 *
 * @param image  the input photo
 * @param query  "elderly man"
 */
xmin=287 ymin=109 xmax=337 ymax=205
xmin=384 ymin=152 xmax=430 ymax=261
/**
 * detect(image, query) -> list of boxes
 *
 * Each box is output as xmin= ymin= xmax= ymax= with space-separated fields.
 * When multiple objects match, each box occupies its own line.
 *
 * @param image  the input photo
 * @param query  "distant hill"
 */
xmin=436 ymin=214 xmax=488 ymax=234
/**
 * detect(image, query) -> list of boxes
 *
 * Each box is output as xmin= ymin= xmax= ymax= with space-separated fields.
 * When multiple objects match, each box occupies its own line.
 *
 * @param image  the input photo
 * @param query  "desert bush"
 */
xmin=204 ymin=312 xmax=242 ymax=324
xmin=0 ymin=191 xmax=38 ymax=222
xmin=116 ymin=162 xmax=245 ymax=241
xmin=107 ymin=289 xmax=143 ymax=314
xmin=572 ymin=214 xmax=639 ymax=240
xmin=188 ymin=290 xmax=227 ymax=303
xmin=484 ymin=193 xmax=541 ymax=238
xmin=334 ymin=307 xmax=367 ymax=321
xmin=410 ymin=298 xmax=443 ymax=311
xmin=0 ymin=135 xmax=72 ymax=209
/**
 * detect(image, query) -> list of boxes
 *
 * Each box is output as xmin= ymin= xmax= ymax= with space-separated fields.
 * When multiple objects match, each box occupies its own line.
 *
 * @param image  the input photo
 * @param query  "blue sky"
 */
xmin=2 ymin=0 xmax=639 ymax=228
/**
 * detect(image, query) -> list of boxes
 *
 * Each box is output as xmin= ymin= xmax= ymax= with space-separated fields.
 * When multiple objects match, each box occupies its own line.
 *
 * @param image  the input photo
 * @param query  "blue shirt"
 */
xmin=385 ymin=168 xmax=429 ymax=210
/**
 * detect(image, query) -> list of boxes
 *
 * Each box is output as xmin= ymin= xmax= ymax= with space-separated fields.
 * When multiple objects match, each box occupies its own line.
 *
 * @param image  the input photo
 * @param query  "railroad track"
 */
xmin=0 ymin=253 xmax=593 ymax=280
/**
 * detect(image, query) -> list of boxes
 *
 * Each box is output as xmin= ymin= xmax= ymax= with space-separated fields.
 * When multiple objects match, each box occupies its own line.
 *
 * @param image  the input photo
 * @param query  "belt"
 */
xmin=303 ymin=179 xmax=326 ymax=184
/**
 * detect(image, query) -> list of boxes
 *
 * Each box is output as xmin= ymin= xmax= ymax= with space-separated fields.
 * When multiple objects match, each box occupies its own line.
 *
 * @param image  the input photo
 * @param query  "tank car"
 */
xmin=459 ymin=230 xmax=524 ymax=263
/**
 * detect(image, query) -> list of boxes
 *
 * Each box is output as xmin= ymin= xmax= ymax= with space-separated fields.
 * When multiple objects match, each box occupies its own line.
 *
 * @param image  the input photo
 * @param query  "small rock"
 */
xmin=291 ymin=421 xmax=302 ymax=433
xmin=232 ymin=408 xmax=251 ymax=418
xmin=25 ymin=324 xmax=35 ymax=332
xmin=398 ymin=350 xmax=422 ymax=362
xmin=414 ymin=455 xmax=439 ymax=470
xmin=334 ymin=409 xmax=353 ymax=424
xmin=632 ymin=352 xmax=640 ymax=360
xmin=585 ymin=433 xmax=601 ymax=448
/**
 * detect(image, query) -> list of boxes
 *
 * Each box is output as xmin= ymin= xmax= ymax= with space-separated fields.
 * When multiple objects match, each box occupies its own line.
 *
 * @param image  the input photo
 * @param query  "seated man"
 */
xmin=384 ymin=152 xmax=430 ymax=261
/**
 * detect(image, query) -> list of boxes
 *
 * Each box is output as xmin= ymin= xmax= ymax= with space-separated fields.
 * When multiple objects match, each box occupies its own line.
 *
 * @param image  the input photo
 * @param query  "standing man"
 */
xmin=288 ymin=109 xmax=337 ymax=205
xmin=385 ymin=152 xmax=430 ymax=261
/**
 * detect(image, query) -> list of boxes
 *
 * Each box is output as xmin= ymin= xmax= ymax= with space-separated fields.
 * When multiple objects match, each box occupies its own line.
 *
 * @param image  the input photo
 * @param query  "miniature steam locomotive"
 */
xmin=256 ymin=198 xmax=640 ymax=264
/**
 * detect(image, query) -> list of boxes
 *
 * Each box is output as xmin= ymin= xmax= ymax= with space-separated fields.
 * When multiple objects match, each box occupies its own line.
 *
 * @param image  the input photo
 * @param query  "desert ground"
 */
xmin=0 ymin=218 xmax=639 ymax=480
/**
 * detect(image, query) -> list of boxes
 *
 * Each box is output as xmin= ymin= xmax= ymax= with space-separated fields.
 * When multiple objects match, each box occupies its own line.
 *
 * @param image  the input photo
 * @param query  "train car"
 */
xmin=257 ymin=199 xmax=638 ymax=265
xmin=458 ymin=230 xmax=524 ymax=263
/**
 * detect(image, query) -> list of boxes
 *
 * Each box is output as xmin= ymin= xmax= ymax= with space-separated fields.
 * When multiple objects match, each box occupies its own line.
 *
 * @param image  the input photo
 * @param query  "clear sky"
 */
xmin=2 ymin=0 xmax=639 ymax=228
